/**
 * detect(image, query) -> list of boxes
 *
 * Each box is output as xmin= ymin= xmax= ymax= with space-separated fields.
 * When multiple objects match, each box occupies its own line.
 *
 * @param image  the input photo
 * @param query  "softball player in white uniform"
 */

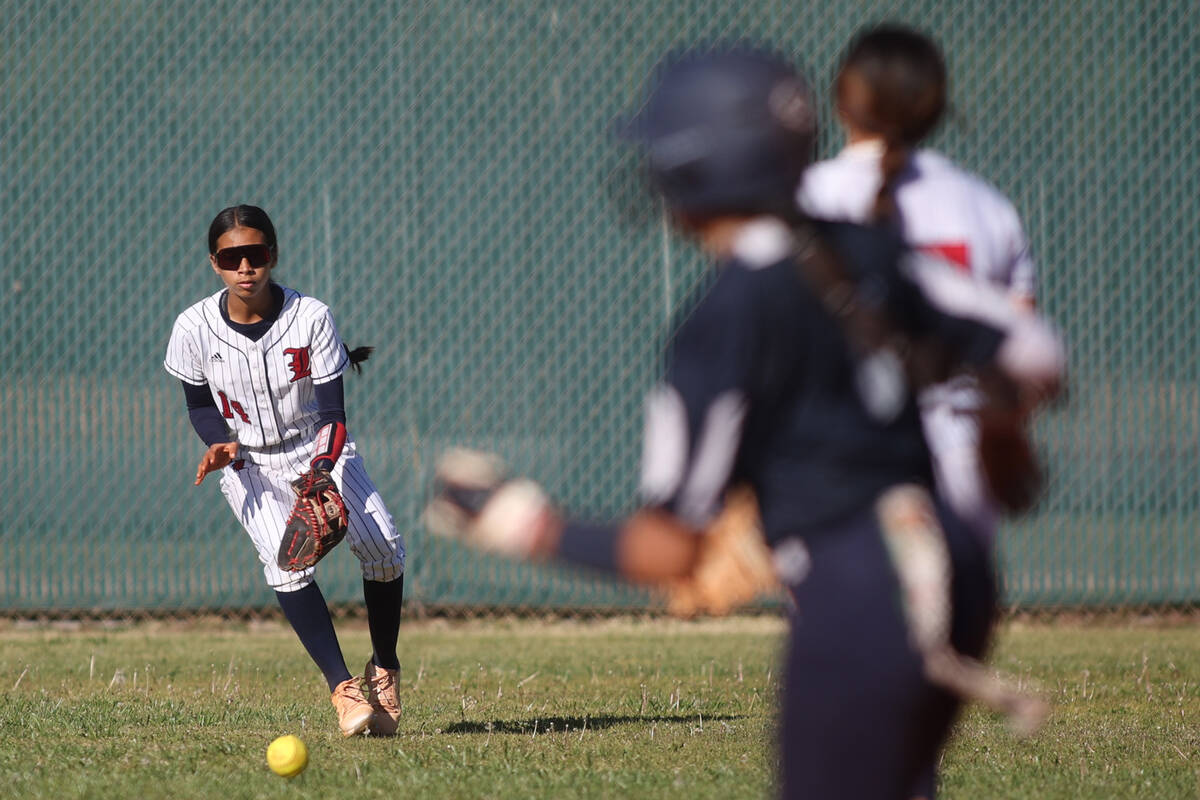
xmin=165 ymin=286 xmax=403 ymax=590
xmin=164 ymin=205 xmax=406 ymax=737
xmin=798 ymin=26 xmax=1038 ymax=541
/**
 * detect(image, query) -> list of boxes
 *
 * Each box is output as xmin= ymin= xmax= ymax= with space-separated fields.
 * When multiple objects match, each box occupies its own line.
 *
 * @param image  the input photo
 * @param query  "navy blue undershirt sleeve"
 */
xmin=314 ymin=377 xmax=346 ymax=427
xmin=181 ymin=381 xmax=231 ymax=447
xmin=311 ymin=378 xmax=348 ymax=472
xmin=557 ymin=520 xmax=622 ymax=574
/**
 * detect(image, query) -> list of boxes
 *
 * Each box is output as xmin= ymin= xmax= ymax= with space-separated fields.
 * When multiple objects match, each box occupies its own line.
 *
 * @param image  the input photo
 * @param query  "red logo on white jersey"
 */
xmin=919 ymin=242 xmax=970 ymax=271
xmin=284 ymin=347 xmax=312 ymax=382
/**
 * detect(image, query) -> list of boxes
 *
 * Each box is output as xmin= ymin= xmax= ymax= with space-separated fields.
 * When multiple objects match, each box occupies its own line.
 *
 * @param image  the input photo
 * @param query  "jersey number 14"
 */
xmin=217 ymin=390 xmax=251 ymax=423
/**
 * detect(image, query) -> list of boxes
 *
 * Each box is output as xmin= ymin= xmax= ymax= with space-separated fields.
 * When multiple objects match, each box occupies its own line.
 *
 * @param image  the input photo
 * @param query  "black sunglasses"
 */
xmin=214 ymin=244 xmax=274 ymax=270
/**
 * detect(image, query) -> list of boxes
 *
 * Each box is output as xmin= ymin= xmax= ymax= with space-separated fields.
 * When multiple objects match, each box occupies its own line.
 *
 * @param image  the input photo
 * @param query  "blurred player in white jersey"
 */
xmin=798 ymin=24 xmax=1041 ymax=540
xmin=800 ymin=26 xmax=1048 ymax=798
xmin=164 ymin=205 xmax=405 ymax=737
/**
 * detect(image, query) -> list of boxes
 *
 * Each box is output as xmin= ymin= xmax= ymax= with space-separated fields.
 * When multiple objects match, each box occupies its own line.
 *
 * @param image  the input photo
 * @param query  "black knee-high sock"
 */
xmin=363 ymin=575 xmax=404 ymax=671
xmin=276 ymin=582 xmax=353 ymax=692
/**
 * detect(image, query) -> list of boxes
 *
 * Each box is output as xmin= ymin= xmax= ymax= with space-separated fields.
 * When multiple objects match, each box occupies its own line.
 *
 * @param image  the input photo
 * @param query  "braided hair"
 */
xmin=834 ymin=25 xmax=946 ymax=228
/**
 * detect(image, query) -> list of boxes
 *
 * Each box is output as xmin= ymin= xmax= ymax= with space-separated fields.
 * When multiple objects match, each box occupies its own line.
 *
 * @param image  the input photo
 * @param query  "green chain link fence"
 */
xmin=2 ymin=0 xmax=1197 ymax=614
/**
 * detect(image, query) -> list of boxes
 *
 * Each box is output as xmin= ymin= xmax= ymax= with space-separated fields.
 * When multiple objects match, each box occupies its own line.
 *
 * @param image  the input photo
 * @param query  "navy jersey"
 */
xmin=639 ymin=217 xmax=1010 ymax=544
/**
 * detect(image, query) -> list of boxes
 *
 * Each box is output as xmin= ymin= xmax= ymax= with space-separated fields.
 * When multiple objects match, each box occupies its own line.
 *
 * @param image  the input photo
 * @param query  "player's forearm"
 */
xmin=549 ymin=509 xmax=703 ymax=583
xmin=311 ymin=378 xmax=348 ymax=471
xmin=180 ymin=381 xmax=231 ymax=447
xmin=188 ymin=406 xmax=232 ymax=447
xmin=618 ymin=510 xmax=704 ymax=581
xmin=994 ymin=314 xmax=1064 ymax=405
xmin=427 ymin=450 xmax=703 ymax=583
xmin=310 ymin=421 xmax=347 ymax=472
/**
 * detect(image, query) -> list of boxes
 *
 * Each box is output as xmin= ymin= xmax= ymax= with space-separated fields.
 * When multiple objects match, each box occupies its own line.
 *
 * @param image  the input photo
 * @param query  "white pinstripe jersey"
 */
xmin=799 ymin=142 xmax=1042 ymax=530
xmin=797 ymin=141 xmax=1036 ymax=301
xmin=163 ymin=285 xmax=349 ymax=454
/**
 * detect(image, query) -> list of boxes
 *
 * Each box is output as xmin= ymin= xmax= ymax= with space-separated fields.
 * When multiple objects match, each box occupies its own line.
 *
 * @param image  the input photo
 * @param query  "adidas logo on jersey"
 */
xmin=210 ymin=352 xmax=224 ymax=362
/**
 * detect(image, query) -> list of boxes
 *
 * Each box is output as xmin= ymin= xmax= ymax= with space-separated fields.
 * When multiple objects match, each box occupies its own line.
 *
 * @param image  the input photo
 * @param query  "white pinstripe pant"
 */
xmin=218 ymin=441 xmax=406 ymax=591
xmin=921 ymin=402 xmax=998 ymax=542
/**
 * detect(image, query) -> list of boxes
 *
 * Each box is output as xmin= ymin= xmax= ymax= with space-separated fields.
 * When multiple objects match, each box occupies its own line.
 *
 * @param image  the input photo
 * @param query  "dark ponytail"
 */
xmin=835 ymin=25 xmax=947 ymax=228
xmin=873 ymin=142 xmax=911 ymax=226
xmin=344 ymin=345 xmax=373 ymax=374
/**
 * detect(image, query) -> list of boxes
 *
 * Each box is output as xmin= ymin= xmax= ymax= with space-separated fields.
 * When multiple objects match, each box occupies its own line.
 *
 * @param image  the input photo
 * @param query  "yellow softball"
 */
xmin=266 ymin=734 xmax=308 ymax=778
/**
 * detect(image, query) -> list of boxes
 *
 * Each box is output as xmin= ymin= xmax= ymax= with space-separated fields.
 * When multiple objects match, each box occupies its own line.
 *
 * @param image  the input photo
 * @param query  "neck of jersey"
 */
xmin=221 ymin=283 xmax=285 ymax=342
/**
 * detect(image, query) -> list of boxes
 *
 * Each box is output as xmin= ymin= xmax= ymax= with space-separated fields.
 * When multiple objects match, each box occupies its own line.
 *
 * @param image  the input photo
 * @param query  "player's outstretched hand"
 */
xmin=195 ymin=442 xmax=239 ymax=485
xmin=425 ymin=449 xmax=555 ymax=559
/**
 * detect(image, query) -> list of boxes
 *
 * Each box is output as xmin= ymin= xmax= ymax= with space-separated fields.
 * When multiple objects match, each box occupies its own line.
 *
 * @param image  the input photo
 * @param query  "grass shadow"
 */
xmin=444 ymin=713 xmax=747 ymax=734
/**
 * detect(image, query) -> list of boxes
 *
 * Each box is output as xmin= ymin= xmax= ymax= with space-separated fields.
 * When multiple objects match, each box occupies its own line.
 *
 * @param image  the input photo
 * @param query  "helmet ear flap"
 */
xmin=655 ymin=159 xmax=709 ymax=211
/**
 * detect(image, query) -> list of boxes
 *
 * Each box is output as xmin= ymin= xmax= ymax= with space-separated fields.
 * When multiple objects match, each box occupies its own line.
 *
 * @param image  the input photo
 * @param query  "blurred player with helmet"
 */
xmin=799 ymin=24 xmax=1043 ymax=538
xmin=427 ymin=45 xmax=1063 ymax=797
xmin=164 ymin=205 xmax=406 ymax=737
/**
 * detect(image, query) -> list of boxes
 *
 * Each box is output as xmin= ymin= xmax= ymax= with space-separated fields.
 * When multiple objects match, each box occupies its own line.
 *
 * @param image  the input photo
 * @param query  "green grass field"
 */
xmin=0 ymin=616 xmax=1196 ymax=799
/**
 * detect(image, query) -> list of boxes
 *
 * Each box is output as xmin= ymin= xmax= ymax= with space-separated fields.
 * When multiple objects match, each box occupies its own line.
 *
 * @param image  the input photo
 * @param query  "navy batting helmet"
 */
xmin=621 ymin=46 xmax=817 ymax=217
